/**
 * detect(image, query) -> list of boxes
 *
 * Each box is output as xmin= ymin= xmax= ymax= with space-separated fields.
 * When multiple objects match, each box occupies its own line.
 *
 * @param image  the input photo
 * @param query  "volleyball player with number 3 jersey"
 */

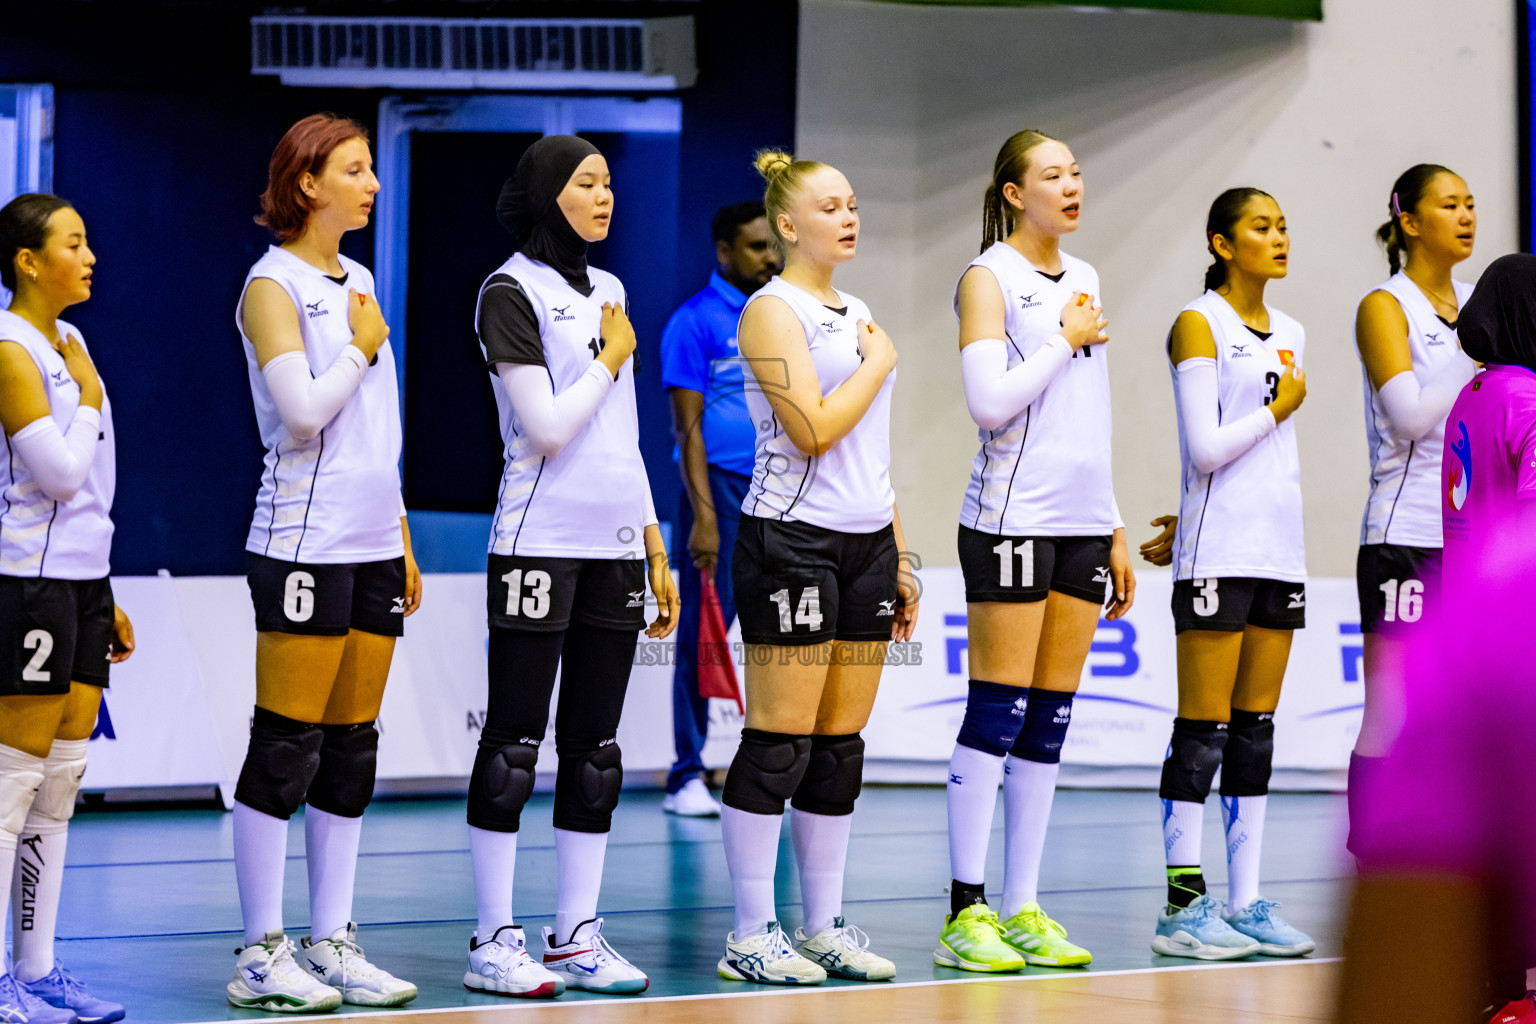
xmin=230 ymin=114 xmax=419 ymax=1013
xmin=462 ymin=135 xmax=678 ymax=1001
xmin=936 ymin=130 xmax=1128 ymax=975
xmin=715 ymin=149 xmax=916 ymax=987
xmin=1348 ymin=164 xmax=1476 ymax=861
xmin=1150 ymin=188 xmax=1314 ymax=961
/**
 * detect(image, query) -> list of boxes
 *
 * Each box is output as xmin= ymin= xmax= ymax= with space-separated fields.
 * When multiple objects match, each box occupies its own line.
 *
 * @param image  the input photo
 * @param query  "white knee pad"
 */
xmin=0 ymin=744 xmax=46 ymax=838
xmin=25 ymin=739 xmax=87 ymax=834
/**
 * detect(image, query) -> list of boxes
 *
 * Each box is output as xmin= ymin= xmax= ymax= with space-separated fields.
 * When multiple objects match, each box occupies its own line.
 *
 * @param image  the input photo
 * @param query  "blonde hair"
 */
xmin=754 ymin=148 xmax=830 ymax=250
xmin=981 ymin=129 xmax=1058 ymax=253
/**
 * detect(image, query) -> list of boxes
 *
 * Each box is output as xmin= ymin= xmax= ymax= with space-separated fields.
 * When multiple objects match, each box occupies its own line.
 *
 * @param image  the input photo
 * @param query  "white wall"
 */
xmin=796 ymin=0 xmax=1518 ymax=576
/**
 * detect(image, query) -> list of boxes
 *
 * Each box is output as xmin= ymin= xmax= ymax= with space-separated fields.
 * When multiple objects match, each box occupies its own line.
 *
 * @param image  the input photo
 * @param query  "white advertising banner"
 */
xmin=86 ymin=568 xmax=1364 ymax=794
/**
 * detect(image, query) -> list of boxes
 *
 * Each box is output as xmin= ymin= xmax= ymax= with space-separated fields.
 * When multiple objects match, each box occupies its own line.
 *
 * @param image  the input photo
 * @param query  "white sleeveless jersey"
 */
xmin=1357 ymin=272 xmax=1475 ymax=548
xmin=957 ymin=244 xmax=1120 ymax=536
xmin=1171 ymin=291 xmax=1306 ymax=583
xmin=739 ymin=276 xmax=895 ymax=533
xmin=238 ymin=247 xmax=404 ymax=564
xmin=0 ymin=312 xmax=114 ymax=579
xmin=479 ymin=253 xmax=650 ymax=559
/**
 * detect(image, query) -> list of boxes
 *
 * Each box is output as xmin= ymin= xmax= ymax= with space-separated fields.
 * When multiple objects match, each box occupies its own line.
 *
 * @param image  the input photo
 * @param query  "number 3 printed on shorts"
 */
xmin=1192 ymin=578 xmax=1219 ymax=617
xmin=502 ymin=568 xmax=553 ymax=619
xmin=21 ymin=629 xmax=53 ymax=682
xmin=768 ymin=586 xmax=824 ymax=633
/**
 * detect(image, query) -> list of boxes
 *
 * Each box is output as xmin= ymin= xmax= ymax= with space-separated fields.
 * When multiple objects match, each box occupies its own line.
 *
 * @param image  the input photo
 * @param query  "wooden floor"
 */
xmin=211 ymin=961 xmax=1339 ymax=1024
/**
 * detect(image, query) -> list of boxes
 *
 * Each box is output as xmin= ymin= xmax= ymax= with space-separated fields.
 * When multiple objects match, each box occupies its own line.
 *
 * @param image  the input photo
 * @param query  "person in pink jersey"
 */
xmin=1338 ymin=254 xmax=1536 ymax=1024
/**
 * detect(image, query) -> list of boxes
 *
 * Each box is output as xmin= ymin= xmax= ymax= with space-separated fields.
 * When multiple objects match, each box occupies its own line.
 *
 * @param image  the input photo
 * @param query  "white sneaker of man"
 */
xmin=464 ymin=925 xmax=565 ymax=998
xmin=662 ymin=777 xmax=721 ymax=817
xmin=300 ymin=922 xmax=418 ymax=1006
xmin=718 ymin=921 xmax=827 ymax=985
xmin=227 ymin=930 xmax=342 ymax=1013
xmin=541 ymin=918 xmax=650 ymax=993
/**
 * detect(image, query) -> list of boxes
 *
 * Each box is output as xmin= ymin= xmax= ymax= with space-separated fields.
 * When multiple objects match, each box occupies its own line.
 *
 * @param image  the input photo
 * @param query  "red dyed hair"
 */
xmin=256 ymin=113 xmax=370 ymax=242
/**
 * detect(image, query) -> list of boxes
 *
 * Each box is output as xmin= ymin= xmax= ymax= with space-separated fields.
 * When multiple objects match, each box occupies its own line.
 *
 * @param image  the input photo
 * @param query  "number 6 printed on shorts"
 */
xmin=768 ymin=586 xmax=824 ymax=633
xmin=284 ymin=571 xmax=316 ymax=622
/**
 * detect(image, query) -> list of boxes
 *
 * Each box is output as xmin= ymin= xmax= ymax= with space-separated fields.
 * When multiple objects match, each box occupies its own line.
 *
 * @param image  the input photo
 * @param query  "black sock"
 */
xmin=1166 ymin=867 xmax=1206 ymax=910
xmin=950 ymin=879 xmax=987 ymax=917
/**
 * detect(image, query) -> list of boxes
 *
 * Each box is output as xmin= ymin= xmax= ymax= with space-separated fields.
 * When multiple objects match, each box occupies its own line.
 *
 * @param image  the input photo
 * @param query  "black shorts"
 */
xmin=1171 ymin=576 xmax=1307 ymax=634
xmin=1357 ymin=544 xmax=1441 ymax=637
xmin=733 ymin=515 xmax=899 ymax=647
xmin=0 ymin=576 xmax=114 ymax=694
xmin=247 ymin=553 xmax=407 ymax=637
xmin=957 ymin=526 xmax=1112 ymax=604
xmin=486 ymin=554 xmax=647 ymax=633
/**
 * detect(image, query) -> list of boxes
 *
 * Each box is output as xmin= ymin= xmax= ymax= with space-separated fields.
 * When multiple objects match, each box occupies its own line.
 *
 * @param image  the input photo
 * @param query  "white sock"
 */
xmin=0 ymin=743 xmax=43 ymax=976
xmin=12 ymin=736 xmax=85 ymax=983
xmin=234 ymin=801 xmax=290 ymax=944
xmin=1000 ymin=755 xmax=1060 ymax=917
xmin=790 ymin=808 xmax=852 ymax=936
xmin=722 ymin=805 xmax=781 ymax=937
xmin=946 ymin=744 xmax=1005 ymax=887
xmin=1162 ymin=798 xmax=1203 ymax=870
xmin=469 ymin=825 xmax=517 ymax=941
xmin=304 ymin=806 xmax=362 ymax=941
xmin=553 ymin=828 xmax=608 ymax=945
xmin=1221 ymin=794 xmax=1267 ymax=910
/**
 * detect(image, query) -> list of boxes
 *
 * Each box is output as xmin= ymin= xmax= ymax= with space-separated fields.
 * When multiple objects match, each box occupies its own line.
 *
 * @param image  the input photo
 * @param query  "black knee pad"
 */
xmin=791 ymin=732 xmax=865 ymax=816
xmin=553 ymin=740 xmax=624 ymax=833
xmin=1220 ymin=710 xmax=1274 ymax=798
xmin=467 ymin=729 xmax=541 ymax=833
xmin=307 ymin=721 xmax=379 ymax=818
xmin=1158 ymin=717 xmax=1228 ymax=804
xmin=235 ymin=707 xmax=324 ymax=820
xmin=722 ymin=728 xmax=812 ymax=815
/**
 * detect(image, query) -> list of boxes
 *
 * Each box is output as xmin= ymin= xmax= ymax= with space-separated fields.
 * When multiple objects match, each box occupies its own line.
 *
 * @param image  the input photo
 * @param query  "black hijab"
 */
xmin=496 ymin=135 xmax=601 ymax=295
xmin=1459 ymin=254 xmax=1536 ymax=371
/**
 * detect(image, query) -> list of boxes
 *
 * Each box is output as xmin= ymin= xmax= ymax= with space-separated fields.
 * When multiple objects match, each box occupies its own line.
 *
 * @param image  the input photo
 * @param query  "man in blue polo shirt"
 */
xmin=660 ymin=201 xmax=780 ymax=816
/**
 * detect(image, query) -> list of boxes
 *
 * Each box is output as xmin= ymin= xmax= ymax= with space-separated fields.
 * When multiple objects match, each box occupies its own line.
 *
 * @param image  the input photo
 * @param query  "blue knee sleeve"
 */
xmin=1011 ymin=688 xmax=1075 ymax=764
xmin=955 ymin=679 xmax=1029 ymax=757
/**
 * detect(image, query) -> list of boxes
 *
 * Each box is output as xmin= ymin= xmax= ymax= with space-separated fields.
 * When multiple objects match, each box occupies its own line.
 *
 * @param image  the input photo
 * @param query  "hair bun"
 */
xmin=754 ymin=149 xmax=794 ymax=182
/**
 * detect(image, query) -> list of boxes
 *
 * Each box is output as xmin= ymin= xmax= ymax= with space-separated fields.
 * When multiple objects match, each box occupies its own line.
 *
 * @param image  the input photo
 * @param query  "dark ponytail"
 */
xmin=980 ymin=129 xmax=1056 ymax=253
xmin=1376 ymin=163 xmax=1455 ymax=275
xmin=0 ymin=193 xmax=73 ymax=292
xmin=1203 ymin=187 xmax=1273 ymax=292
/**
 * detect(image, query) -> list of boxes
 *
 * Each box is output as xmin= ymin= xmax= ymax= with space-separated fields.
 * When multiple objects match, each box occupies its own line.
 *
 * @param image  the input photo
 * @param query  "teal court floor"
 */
xmin=51 ymin=787 xmax=1348 ymax=1022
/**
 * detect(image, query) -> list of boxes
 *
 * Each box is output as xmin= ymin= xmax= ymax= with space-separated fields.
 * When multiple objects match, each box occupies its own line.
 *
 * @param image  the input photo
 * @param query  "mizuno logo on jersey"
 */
xmin=49 ymin=369 xmax=70 ymax=388
xmin=1020 ymin=292 xmax=1043 ymax=309
xmin=821 ymin=321 xmax=842 ymax=333
xmin=1093 ymin=566 xmax=1111 ymax=584
xmin=1288 ymin=592 xmax=1305 ymax=608
xmin=391 ymin=596 xmax=406 ymax=614
xmin=1425 ymin=332 xmax=1445 ymax=346
xmin=627 ymin=590 xmax=645 ymax=608
xmin=305 ymin=300 xmax=328 ymax=319
xmin=1230 ymin=343 xmax=1252 ymax=357
xmin=552 ymin=305 xmax=576 ymax=322
xmin=876 ymin=598 xmax=896 ymax=616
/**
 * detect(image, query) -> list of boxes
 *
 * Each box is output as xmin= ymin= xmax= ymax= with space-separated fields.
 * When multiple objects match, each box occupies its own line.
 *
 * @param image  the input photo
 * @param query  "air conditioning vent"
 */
xmin=251 ymin=16 xmax=696 ymax=90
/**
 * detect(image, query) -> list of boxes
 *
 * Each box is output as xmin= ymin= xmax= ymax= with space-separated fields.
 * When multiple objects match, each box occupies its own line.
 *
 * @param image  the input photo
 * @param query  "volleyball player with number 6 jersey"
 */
xmin=463 ymin=135 xmax=678 ymax=1001
xmin=1348 ymin=164 xmax=1476 ymax=862
xmin=230 ymin=113 xmax=420 ymax=1013
xmin=716 ymin=149 xmax=916 ymax=987
xmin=936 ymin=129 xmax=1129 ymax=975
xmin=1150 ymin=187 xmax=1313 ymax=962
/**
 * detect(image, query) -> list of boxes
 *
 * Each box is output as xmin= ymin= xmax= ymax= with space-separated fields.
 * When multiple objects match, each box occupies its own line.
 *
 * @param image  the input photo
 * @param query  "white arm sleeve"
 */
xmin=9 ymin=407 xmax=102 ymax=503
xmin=1175 ymin=357 xmax=1278 ymax=475
xmin=497 ymin=360 xmax=614 ymax=459
xmin=641 ymin=464 xmax=658 ymax=528
xmin=261 ymin=347 xmax=369 ymax=441
xmin=959 ymin=336 xmax=1073 ymax=431
xmin=1377 ymin=361 xmax=1476 ymax=441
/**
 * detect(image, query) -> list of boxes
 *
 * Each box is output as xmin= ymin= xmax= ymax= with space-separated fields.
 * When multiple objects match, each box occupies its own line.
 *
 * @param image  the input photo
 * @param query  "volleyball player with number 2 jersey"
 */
xmin=936 ymin=129 xmax=1129 ymax=974
xmin=1152 ymin=187 xmax=1314 ymax=961
xmin=229 ymin=114 xmax=419 ymax=1013
xmin=1348 ymin=164 xmax=1476 ymax=861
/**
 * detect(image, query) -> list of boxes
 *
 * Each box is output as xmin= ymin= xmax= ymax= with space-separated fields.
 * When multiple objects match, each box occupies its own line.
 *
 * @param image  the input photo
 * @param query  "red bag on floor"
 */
xmin=697 ymin=573 xmax=743 ymax=713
